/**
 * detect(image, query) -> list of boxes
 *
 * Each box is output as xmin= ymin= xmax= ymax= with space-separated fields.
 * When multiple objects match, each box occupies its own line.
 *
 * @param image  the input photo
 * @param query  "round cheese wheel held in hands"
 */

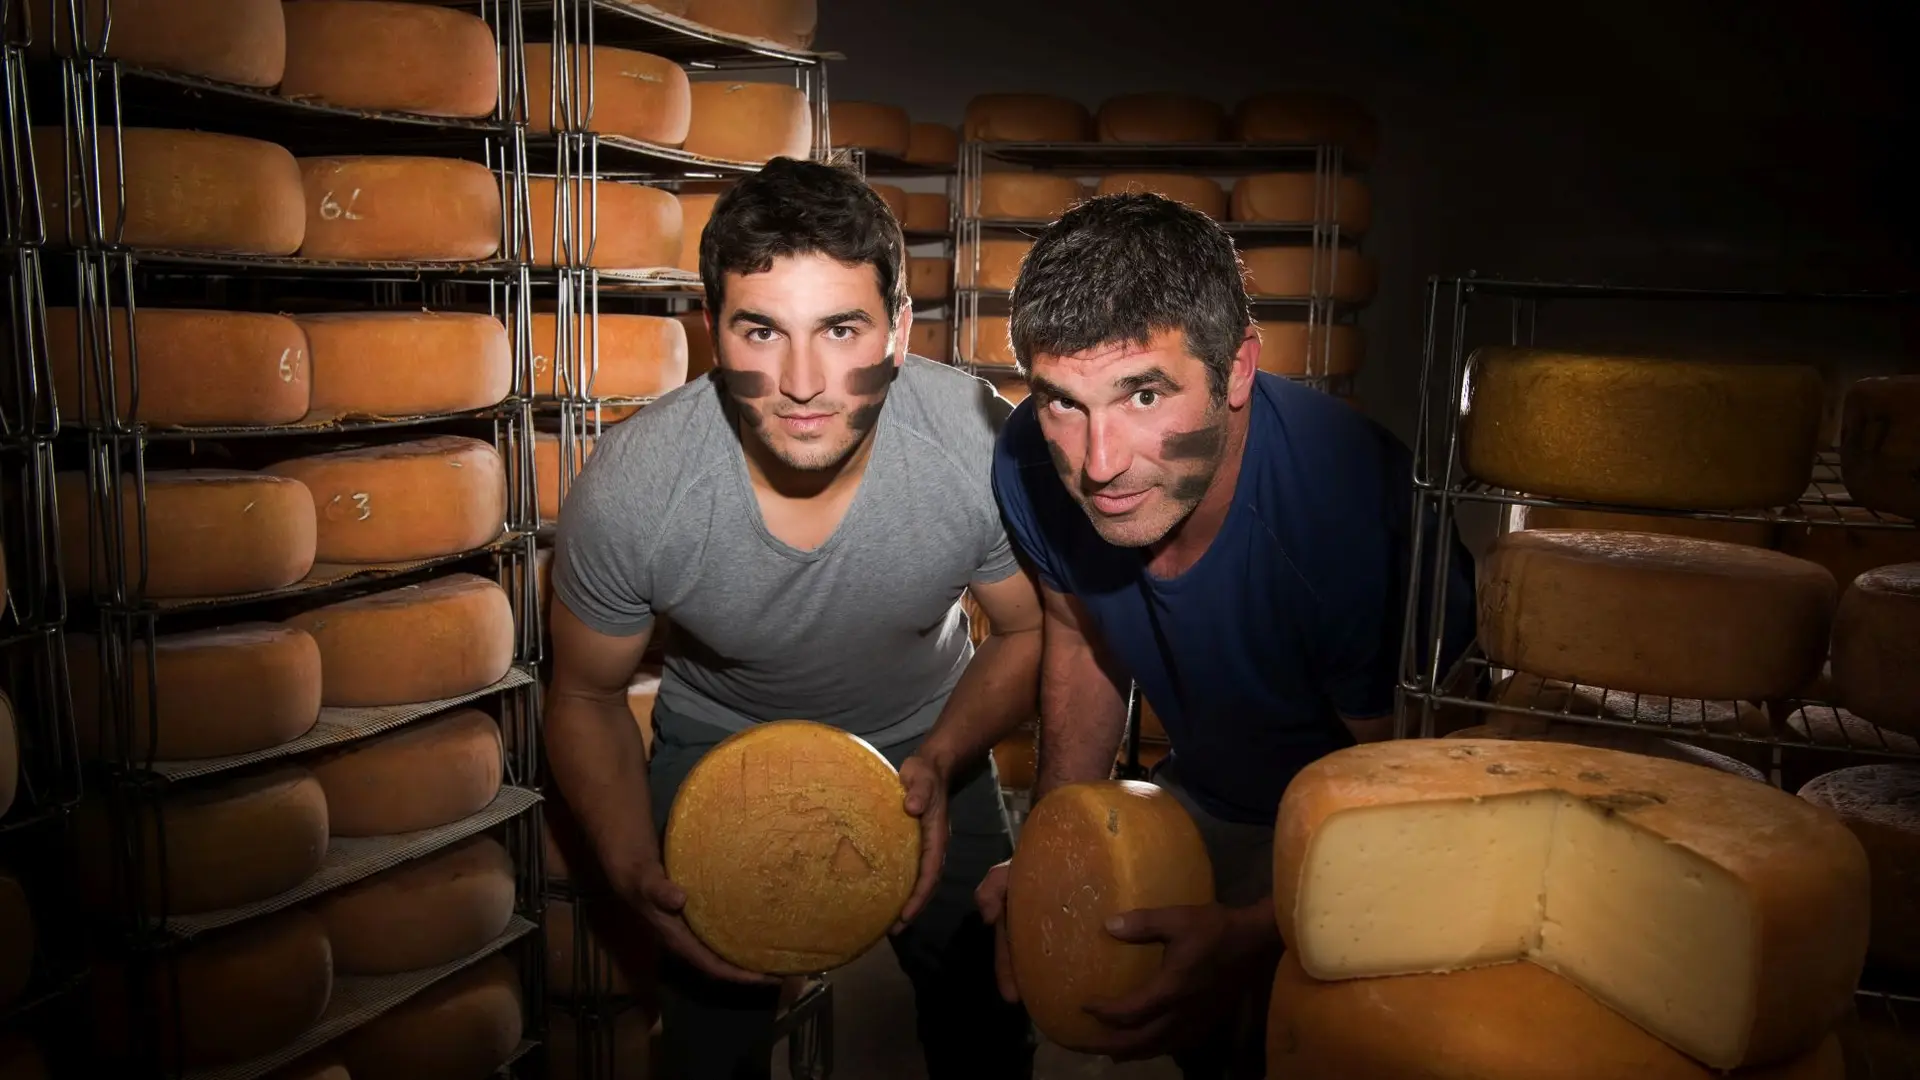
xmin=1840 ymin=375 xmax=1920 ymax=520
xmin=1477 ymin=528 xmax=1835 ymax=701
xmin=1461 ymin=348 xmax=1823 ymax=510
xmin=1798 ymin=764 xmax=1920 ymax=973
xmin=279 ymin=1 xmax=499 ymax=118
xmin=1830 ymin=563 xmax=1920 ymax=737
xmin=285 ymin=573 xmax=514 ymax=707
xmin=1273 ymin=738 xmax=1870 ymax=1070
xmin=310 ymin=707 xmax=503 ymax=836
xmin=57 ymin=470 xmax=318 ymax=599
xmin=269 ymin=436 xmax=506 ymax=564
xmin=1007 ymin=780 xmax=1214 ymax=1054
xmin=663 ymin=720 xmax=919 ymax=974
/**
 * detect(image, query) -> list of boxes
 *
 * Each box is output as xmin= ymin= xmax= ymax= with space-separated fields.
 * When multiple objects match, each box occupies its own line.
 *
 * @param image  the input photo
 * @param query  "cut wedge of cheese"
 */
xmin=976 ymin=173 xmax=1083 ymax=221
xmin=682 ymin=0 xmax=816 ymax=49
xmin=905 ymin=122 xmax=957 ymax=166
xmin=1093 ymin=173 xmax=1225 ymax=217
xmin=46 ymin=306 xmax=310 ymax=427
xmin=1008 ymin=779 xmax=1213 ymax=1054
xmin=1830 ymin=562 xmax=1920 ymax=736
xmin=1798 ymin=764 xmax=1920 ymax=973
xmin=1256 ymin=320 xmax=1361 ymax=377
xmin=1231 ymin=173 xmax=1371 ymax=234
xmin=298 ymin=310 xmax=510 ymax=420
xmin=269 ymin=436 xmax=506 ymax=563
xmin=310 ymin=707 xmax=502 ymax=836
xmin=58 ymin=469 xmax=317 ymax=598
xmin=663 ymin=720 xmax=919 ymax=974
xmin=963 ymin=94 xmax=1092 ymax=142
xmin=286 ymin=573 xmax=514 ymax=707
xmin=0 ymin=870 xmax=30 ymax=1009
xmin=340 ymin=953 xmax=523 ymax=1080
xmin=1241 ymin=245 xmax=1376 ymax=302
xmin=68 ymin=623 xmax=322 ymax=762
xmin=33 ymin=127 xmax=305 ymax=253
xmin=1841 ymin=376 xmax=1920 ymax=520
xmin=1478 ymin=529 xmax=1835 ymax=701
xmin=280 ymin=2 xmax=498 ymax=117
xmin=525 ymin=43 xmax=691 ymax=144
xmin=528 ymin=176 xmax=682 ymax=269
xmin=685 ymin=81 xmax=811 ymax=163
xmin=1095 ymin=93 xmax=1224 ymax=142
xmin=1515 ymin=503 xmax=1776 ymax=548
xmin=532 ymin=312 xmax=689 ymax=400
xmin=829 ymin=101 xmax=910 ymax=155
xmin=313 ymin=835 xmax=515 ymax=974
xmin=1462 ymin=348 xmax=1823 ymax=510
xmin=1274 ymin=738 xmax=1870 ymax=1069
xmin=36 ymin=0 xmax=285 ymax=86
xmin=1267 ymin=951 xmax=1845 ymax=1080
xmin=299 ymin=156 xmax=502 ymax=261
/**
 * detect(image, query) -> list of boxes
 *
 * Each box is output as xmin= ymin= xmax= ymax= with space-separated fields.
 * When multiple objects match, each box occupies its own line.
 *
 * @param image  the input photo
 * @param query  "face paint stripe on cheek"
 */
xmin=1043 ymin=436 xmax=1075 ymax=483
xmin=845 ymin=358 xmax=898 ymax=396
xmin=719 ymin=369 xmax=774 ymax=398
xmin=1169 ymin=472 xmax=1212 ymax=502
xmin=1161 ymin=425 xmax=1225 ymax=460
xmin=847 ymin=401 xmax=884 ymax=432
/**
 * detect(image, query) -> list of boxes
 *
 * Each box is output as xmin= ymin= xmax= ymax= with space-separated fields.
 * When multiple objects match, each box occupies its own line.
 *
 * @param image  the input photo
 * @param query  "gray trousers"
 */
xmin=647 ymin=713 xmax=1037 ymax=1080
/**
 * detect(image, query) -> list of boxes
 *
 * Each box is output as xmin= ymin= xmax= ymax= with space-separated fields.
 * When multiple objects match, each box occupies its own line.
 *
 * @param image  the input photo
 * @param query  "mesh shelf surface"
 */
xmin=181 ymin=915 xmax=536 ymax=1080
xmin=163 ymin=786 xmax=541 ymax=938
xmin=107 ymin=536 xmax=516 ymax=614
xmin=116 ymin=402 xmax=516 ymax=442
xmin=972 ymin=141 xmax=1351 ymax=173
xmin=1851 ymin=990 xmax=1920 ymax=1080
xmin=111 ymin=64 xmax=509 ymax=137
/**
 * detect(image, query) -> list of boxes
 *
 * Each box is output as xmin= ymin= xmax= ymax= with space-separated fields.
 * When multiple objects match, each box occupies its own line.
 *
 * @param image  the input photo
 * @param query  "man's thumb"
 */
xmin=646 ymin=876 xmax=687 ymax=913
xmin=1103 ymin=908 xmax=1169 ymax=943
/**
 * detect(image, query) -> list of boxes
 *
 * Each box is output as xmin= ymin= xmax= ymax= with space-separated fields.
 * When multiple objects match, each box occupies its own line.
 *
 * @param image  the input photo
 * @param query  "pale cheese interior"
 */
xmin=1298 ymin=791 xmax=1757 ymax=1066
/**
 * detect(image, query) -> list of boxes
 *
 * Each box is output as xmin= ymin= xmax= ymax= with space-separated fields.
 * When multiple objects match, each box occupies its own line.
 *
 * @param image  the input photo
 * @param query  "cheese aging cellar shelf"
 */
xmin=974 ymin=141 xmax=1359 ymax=174
xmin=516 ymin=0 xmax=831 ymax=67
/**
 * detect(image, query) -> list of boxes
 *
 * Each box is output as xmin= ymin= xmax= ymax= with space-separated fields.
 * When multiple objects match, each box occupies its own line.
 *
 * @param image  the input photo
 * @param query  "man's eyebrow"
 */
xmin=727 ymin=309 xmax=781 ymax=331
xmin=1117 ymin=367 xmax=1180 ymax=394
xmin=815 ymin=309 xmax=876 ymax=330
xmin=1028 ymin=374 xmax=1074 ymax=402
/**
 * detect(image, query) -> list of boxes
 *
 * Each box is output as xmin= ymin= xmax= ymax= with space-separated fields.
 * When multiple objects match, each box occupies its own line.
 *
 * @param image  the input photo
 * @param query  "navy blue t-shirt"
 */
xmin=992 ymin=372 xmax=1477 ymax=826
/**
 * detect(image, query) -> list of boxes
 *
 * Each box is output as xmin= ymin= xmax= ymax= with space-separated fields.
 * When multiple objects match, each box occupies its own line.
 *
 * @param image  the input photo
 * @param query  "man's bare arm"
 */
xmin=914 ymin=566 xmax=1044 ymax=777
xmin=1032 ymin=582 xmax=1131 ymax=800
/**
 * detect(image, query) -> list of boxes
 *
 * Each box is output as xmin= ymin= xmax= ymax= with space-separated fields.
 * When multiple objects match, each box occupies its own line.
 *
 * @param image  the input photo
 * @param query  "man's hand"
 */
xmin=626 ymin=864 xmax=780 ymax=987
xmin=893 ymin=753 xmax=951 ymax=932
xmin=973 ymin=860 xmax=1019 ymax=1003
xmin=1080 ymin=902 xmax=1271 ymax=1060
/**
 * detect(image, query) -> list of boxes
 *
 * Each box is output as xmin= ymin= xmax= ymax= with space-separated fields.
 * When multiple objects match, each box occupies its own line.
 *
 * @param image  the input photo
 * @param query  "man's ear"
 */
xmin=1230 ymin=325 xmax=1261 ymax=407
xmin=893 ymin=300 xmax=914 ymax=363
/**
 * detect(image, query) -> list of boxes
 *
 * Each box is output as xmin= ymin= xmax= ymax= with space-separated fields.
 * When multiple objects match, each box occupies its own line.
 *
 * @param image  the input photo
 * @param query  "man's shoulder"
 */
xmin=581 ymin=373 xmax=729 ymax=492
xmin=888 ymin=355 xmax=1013 ymax=462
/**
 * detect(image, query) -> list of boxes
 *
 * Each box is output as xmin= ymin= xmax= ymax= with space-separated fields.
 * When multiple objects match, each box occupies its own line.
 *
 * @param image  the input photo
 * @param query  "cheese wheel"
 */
xmin=685 ymin=82 xmax=811 ymax=164
xmin=1831 ymin=563 xmax=1920 ymax=736
xmin=1231 ymin=173 xmax=1371 ymax=234
xmin=0 ymin=693 xmax=16 ymax=820
xmin=0 ymin=1033 xmax=47 ymax=1080
xmin=1274 ymin=738 xmax=1869 ymax=1069
xmin=1777 ymin=507 xmax=1920 ymax=589
xmin=868 ymin=182 xmax=908 ymax=224
xmin=528 ymin=176 xmax=682 ymax=269
xmin=340 ymin=953 xmax=523 ymax=1080
xmin=310 ymin=708 xmax=502 ymax=836
xmin=907 ymin=319 xmax=948 ymax=362
xmin=1230 ymin=92 xmax=1379 ymax=165
xmin=58 ymin=469 xmax=318 ymax=598
xmin=989 ymin=728 xmax=1035 ymax=791
xmin=1095 ymin=93 xmax=1224 ymax=143
xmin=280 ymin=2 xmax=497 ymax=117
xmin=904 ymin=122 xmax=957 ymax=166
xmin=33 ymin=127 xmax=304 ymax=253
xmin=544 ymin=895 xmax=656 ymax=999
xmin=1093 ymin=173 xmax=1226 ymax=218
xmin=682 ymin=0 xmax=816 ymax=49
xmin=1241 ymin=245 xmax=1376 ymax=302
xmin=1841 ymin=375 xmax=1920 ymax=519
xmin=68 ymin=623 xmax=322 ymax=762
xmin=1798 ymin=765 xmax=1920 ymax=973
xmin=298 ymin=311 xmax=510 ymax=420
xmin=525 ymin=43 xmax=690 ymax=144
xmin=902 ymin=192 xmax=948 ymax=233
xmin=1517 ymin=504 xmax=1776 ymax=548
xmin=1255 ymin=320 xmax=1361 ymax=377
xmin=0 ymin=871 xmax=30 ymax=1009
xmin=1488 ymin=673 xmax=1772 ymax=741
xmin=532 ymin=313 xmax=689 ymax=400
xmin=829 ymin=102 xmax=909 ymax=155
xmin=1139 ymin=697 xmax=1166 ymax=740
xmin=546 ymin=1006 xmax=657 ymax=1080
xmin=976 ymin=173 xmax=1083 ymax=221
xmin=675 ymin=192 xmax=717 ymax=272
xmin=663 ymin=720 xmax=920 ymax=974
xmin=1479 ymin=529 xmax=1834 ymax=701
xmin=298 ymin=156 xmax=500 ymax=261
xmin=1444 ymin=720 xmax=1767 ymax=784
xmin=1782 ymin=707 xmax=1918 ymax=794
xmin=47 ymin=306 xmax=310 ymax=427
xmin=965 ymin=314 xmax=1015 ymax=367
xmin=313 ymin=836 xmax=515 ymax=974
xmin=269 ymin=436 xmax=506 ymax=564
xmin=680 ymin=311 xmax=714 ymax=378
xmin=36 ymin=0 xmax=284 ymax=86
xmin=907 ymin=256 xmax=950 ymax=302
xmin=962 ymin=94 xmax=1092 ymax=142
xmin=1008 ymin=780 xmax=1213 ymax=1053
xmin=93 ymin=911 xmax=333 ymax=1067
xmin=1266 ymin=951 xmax=1845 ymax=1080
xmin=286 ymin=574 xmax=514 ymax=707
xmin=974 ymin=239 xmax=1031 ymax=291
xmin=536 ymin=432 xmax=597 ymax=521
xmin=1461 ymin=348 xmax=1823 ymax=510
xmin=77 ymin=766 xmax=329 ymax=915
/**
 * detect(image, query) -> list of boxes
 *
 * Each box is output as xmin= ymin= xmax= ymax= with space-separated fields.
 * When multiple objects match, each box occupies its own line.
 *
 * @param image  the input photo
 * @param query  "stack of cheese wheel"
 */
xmin=1840 ymin=375 xmax=1920 ymax=521
xmin=279 ymin=1 xmax=499 ymax=117
xmin=35 ymin=0 xmax=288 ymax=88
xmin=45 ymin=307 xmax=311 ymax=428
xmin=685 ymin=80 xmax=812 ymax=164
xmin=297 ymin=155 xmax=502 ymax=262
xmin=530 ymin=311 xmax=691 ymax=410
xmin=1256 ymin=320 xmax=1362 ymax=379
xmin=663 ymin=720 xmax=919 ymax=975
xmin=1267 ymin=738 xmax=1864 ymax=1078
xmin=681 ymin=0 xmax=816 ymax=51
xmin=310 ymin=707 xmax=504 ymax=837
xmin=1231 ymin=172 xmax=1370 ymax=236
xmin=1005 ymin=780 xmax=1213 ymax=1053
xmin=524 ymin=43 xmax=691 ymax=145
xmin=310 ymin=835 xmax=515 ymax=975
xmin=1829 ymin=562 xmax=1920 ymax=743
xmin=268 ymin=436 xmax=507 ymax=564
xmin=286 ymin=573 xmax=514 ymax=708
xmin=903 ymin=192 xmax=949 ymax=234
xmin=297 ymin=311 xmax=512 ymax=421
xmin=1798 ymin=764 xmax=1920 ymax=977
xmin=907 ymin=257 xmax=951 ymax=303
xmin=829 ymin=101 xmax=910 ymax=158
xmin=528 ymin=175 xmax=682 ymax=269
xmin=340 ymin=953 xmax=524 ymax=1080
xmin=676 ymin=188 xmax=725 ymax=273
xmin=535 ymin=431 xmax=597 ymax=523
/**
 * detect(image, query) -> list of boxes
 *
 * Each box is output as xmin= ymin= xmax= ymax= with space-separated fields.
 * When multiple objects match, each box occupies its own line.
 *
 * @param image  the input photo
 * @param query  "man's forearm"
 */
xmin=1033 ymin=636 xmax=1129 ymax=800
xmin=544 ymin=688 xmax=661 ymax=897
xmin=916 ymin=626 xmax=1041 ymax=776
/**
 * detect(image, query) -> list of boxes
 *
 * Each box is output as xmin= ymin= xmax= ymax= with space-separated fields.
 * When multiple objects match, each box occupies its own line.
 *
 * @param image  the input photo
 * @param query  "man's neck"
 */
xmin=1145 ymin=400 xmax=1251 ymax=579
xmin=737 ymin=412 xmax=879 ymax=503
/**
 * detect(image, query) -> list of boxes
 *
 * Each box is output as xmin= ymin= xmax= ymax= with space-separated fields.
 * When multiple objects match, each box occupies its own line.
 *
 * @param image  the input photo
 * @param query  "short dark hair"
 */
xmin=698 ymin=156 xmax=906 ymax=324
xmin=1008 ymin=192 xmax=1250 ymax=399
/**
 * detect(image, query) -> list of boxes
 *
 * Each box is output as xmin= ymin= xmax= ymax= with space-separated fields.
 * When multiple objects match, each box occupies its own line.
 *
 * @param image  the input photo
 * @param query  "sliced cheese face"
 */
xmin=1840 ymin=375 xmax=1920 ymax=520
xmin=1831 ymin=562 xmax=1920 ymax=737
xmin=663 ymin=720 xmax=918 ymax=975
xmin=1276 ymin=739 xmax=1870 ymax=1070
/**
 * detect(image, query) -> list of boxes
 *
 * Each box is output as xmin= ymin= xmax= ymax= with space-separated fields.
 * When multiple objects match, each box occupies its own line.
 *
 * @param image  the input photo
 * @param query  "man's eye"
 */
xmin=1132 ymin=389 xmax=1159 ymax=408
xmin=745 ymin=328 xmax=775 ymax=342
xmin=827 ymin=325 xmax=856 ymax=340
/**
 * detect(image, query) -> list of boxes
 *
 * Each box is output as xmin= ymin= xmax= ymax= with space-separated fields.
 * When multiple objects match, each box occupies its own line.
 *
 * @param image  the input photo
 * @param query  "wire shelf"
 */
xmin=963 ymin=216 xmax=1320 ymax=238
xmin=83 ymin=402 xmax=519 ymax=442
xmin=179 ymin=915 xmax=536 ymax=1080
xmin=521 ymin=0 xmax=832 ymax=66
xmin=0 ymin=970 xmax=87 ymax=1028
xmin=100 ymin=65 xmax=511 ymax=138
xmin=527 ymin=133 xmax=762 ymax=178
xmin=157 ymin=785 xmax=539 ymax=940
xmin=970 ymin=140 xmax=1362 ymax=174
xmin=45 ymin=248 xmax=522 ymax=278
xmin=836 ymin=148 xmax=952 ymax=179
xmin=1851 ymin=990 xmax=1920 ymax=1080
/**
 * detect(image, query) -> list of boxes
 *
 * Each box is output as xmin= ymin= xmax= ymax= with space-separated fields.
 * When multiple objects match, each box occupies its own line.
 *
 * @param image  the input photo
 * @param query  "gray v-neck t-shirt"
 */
xmin=550 ymin=355 xmax=1020 ymax=748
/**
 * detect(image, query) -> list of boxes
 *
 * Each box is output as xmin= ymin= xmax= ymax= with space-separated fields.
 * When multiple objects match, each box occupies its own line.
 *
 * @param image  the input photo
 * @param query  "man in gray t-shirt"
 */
xmin=546 ymin=158 xmax=1040 ymax=1080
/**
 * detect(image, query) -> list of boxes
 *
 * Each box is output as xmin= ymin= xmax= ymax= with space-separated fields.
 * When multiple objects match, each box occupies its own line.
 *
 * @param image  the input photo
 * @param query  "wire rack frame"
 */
xmin=949 ymin=137 xmax=1363 ymax=383
xmin=0 ymin=622 xmax=83 ymax=833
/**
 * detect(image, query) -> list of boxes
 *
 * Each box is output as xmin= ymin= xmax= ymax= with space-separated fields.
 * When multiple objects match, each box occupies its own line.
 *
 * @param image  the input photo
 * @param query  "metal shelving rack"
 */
xmin=839 ymin=141 xmax=957 ymax=364
xmin=1394 ymin=274 xmax=1920 ymax=1075
xmin=515 ymin=3 xmax=836 ymax=1075
xmin=20 ymin=0 xmax=557 ymax=1073
xmin=952 ymin=138 xmax=1368 ymax=398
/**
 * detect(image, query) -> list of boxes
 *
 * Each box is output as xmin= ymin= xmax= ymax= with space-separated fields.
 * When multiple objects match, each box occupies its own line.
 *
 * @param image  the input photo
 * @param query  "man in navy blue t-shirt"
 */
xmin=973 ymin=193 xmax=1476 ymax=1077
